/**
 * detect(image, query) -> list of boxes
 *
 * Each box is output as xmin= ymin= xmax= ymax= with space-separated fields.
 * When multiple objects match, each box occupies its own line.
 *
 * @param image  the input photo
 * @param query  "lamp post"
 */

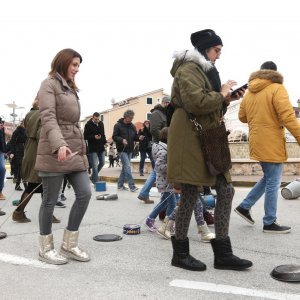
xmin=4 ymin=101 xmax=25 ymax=130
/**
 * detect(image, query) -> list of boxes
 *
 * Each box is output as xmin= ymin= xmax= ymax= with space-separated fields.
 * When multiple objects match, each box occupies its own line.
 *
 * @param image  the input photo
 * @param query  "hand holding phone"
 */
xmin=231 ymin=83 xmax=248 ymax=96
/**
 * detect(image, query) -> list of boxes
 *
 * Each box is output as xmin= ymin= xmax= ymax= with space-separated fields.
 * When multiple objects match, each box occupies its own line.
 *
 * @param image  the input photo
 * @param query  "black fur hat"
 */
xmin=191 ymin=29 xmax=223 ymax=51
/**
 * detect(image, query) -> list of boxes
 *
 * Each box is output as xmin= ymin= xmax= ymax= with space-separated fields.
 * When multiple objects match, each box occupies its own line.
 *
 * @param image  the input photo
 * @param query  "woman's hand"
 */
xmin=230 ymin=88 xmax=246 ymax=100
xmin=223 ymin=88 xmax=246 ymax=105
xmin=57 ymin=146 xmax=72 ymax=162
xmin=220 ymin=80 xmax=247 ymax=105
xmin=220 ymin=80 xmax=237 ymax=99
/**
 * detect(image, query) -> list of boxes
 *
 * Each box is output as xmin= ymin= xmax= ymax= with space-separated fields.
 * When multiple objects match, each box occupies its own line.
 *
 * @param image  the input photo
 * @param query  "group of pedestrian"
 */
xmin=0 ymin=26 xmax=299 ymax=275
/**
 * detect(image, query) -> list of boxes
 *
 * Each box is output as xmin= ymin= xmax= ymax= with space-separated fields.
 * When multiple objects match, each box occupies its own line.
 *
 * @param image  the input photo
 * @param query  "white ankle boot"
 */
xmin=198 ymin=222 xmax=215 ymax=243
xmin=157 ymin=217 xmax=175 ymax=240
xmin=60 ymin=229 xmax=90 ymax=262
xmin=38 ymin=234 xmax=68 ymax=265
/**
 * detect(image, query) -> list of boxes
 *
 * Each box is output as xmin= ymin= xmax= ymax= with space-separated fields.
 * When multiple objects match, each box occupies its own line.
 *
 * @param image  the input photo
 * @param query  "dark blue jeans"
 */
xmin=90 ymin=151 xmax=105 ymax=184
xmin=138 ymin=169 xmax=156 ymax=198
xmin=239 ymin=162 xmax=282 ymax=225
xmin=139 ymin=149 xmax=154 ymax=174
xmin=117 ymin=152 xmax=135 ymax=189
xmin=149 ymin=191 xmax=176 ymax=219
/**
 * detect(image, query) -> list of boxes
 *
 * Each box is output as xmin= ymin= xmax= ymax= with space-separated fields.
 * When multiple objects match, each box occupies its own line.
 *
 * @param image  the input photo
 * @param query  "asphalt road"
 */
xmin=0 ymin=176 xmax=299 ymax=300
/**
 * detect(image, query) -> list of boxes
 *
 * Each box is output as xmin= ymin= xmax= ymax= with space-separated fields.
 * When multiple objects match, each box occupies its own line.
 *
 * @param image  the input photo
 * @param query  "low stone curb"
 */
xmin=100 ymin=175 xmax=290 ymax=188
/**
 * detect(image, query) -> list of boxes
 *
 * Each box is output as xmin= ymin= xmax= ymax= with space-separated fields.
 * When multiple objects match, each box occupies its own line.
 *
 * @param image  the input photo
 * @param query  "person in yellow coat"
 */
xmin=235 ymin=61 xmax=300 ymax=233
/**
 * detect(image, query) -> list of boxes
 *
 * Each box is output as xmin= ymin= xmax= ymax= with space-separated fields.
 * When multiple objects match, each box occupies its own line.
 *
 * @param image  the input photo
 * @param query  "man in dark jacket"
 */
xmin=84 ymin=112 xmax=107 ymax=184
xmin=0 ymin=119 xmax=7 ymax=211
xmin=112 ymin=109 xmax=143 ymax=192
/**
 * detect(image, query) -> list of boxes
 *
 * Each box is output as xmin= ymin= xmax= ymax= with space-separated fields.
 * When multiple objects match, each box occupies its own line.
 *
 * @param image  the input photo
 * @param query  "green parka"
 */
xmin=22 ymin=108 xmax=41 ymax=183
xmin=167 ymin=49 xmax=231 ymax=187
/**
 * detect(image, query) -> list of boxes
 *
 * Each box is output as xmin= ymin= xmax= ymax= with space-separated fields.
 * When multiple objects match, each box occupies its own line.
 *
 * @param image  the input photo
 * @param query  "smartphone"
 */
xmin=231 ymin=83 xmax=248 ymax=95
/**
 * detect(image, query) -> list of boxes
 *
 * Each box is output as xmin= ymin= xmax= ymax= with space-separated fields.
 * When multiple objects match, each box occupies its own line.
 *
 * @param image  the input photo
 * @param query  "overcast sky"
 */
xmin=1 ymin=0 xmax=300 ymax=123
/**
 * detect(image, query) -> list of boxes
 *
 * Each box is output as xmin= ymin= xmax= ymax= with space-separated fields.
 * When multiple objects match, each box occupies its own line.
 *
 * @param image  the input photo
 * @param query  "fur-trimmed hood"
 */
xmin=170 ymin=49 xmax=213 ymax=77
xmin=248 ymin=70 xmax=284 ymax=94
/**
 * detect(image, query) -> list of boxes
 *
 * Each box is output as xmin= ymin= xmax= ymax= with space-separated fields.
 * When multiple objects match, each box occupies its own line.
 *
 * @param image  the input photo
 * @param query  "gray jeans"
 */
xmin=39 ymin=171 xmax=91 ymax=235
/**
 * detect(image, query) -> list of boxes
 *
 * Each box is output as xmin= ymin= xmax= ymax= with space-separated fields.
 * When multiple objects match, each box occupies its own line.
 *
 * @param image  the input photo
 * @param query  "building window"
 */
xmin=146 ymin=97 xmax=152 ymax=105
xmin=146 ymin=113 xmax=151 ymax=120
xmin=100 ymin=114 xmax=104 ymax=122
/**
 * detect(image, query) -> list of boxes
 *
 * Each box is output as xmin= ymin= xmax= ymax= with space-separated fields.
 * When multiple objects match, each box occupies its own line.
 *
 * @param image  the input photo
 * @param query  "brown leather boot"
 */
xmin=137 ymin=195 xmax=154 ymax=204
xmin=52 ymin=215 xmax=61 ymax=223
xmin=12 ymin=210 xmax=31 ymax=223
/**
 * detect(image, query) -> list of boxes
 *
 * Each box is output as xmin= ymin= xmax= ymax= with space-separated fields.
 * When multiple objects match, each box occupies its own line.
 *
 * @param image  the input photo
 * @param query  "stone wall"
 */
xmin=229 ymin=142 xmax=300 ymax=175
xmin=131 ymin=142 xmax=300 ymax=176
xmin=230 ymin=159 xmax=300 ymax=176
xmin=229 ymin=142 xmax=300 ymax=159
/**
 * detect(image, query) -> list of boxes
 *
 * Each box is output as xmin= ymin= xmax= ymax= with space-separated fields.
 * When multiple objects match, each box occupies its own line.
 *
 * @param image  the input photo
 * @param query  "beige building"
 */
xmin=80 ymin=88 xmax=169 ymax=141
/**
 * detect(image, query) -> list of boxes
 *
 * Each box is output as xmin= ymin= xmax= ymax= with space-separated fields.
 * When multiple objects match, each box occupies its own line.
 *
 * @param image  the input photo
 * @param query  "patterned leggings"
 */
xmin=193 ymin=195 xmax=205 ymax=226
xmin=175 ymin=174 xmax=234 ymax=240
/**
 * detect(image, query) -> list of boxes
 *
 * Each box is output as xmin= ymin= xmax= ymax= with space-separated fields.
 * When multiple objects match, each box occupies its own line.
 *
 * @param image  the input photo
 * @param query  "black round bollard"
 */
xmin=0 ymin=232 xmax=7 ymax=240
xmin=93 ymin=234 xmax=122 ymax=242
xmin=270 ymin=264 xmax=300 ymax=282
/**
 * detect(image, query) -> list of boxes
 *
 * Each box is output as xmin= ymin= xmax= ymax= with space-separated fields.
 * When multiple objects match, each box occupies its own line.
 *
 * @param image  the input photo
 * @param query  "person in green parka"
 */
xmin=167 ymin=29 xmax=252 ymax=271
xmin=12 ymin=98 xmax=60 ymax=224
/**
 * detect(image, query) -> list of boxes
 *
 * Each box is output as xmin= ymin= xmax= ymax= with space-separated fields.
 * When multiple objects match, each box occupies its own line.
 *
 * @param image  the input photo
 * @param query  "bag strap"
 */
xmin=176 ymin=96 xmax=203 ymax=132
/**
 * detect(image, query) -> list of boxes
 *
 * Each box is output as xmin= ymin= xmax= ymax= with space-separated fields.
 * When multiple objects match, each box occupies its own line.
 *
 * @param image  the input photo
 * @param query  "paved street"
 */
xmin=0 ymin=168 xmax=300 ymax=300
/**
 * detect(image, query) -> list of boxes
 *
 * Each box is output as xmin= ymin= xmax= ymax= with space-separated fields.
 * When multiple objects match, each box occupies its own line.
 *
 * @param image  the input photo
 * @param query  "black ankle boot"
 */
xmin=171 ymin=236 xmax=206 ymax=271
xmin=211 ymin=236 xmax=252 ymax=270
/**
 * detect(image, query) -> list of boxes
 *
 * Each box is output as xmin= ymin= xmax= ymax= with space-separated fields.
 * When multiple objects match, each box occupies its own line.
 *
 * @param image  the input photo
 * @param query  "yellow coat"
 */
xmin=239 ymin=70 xmax=300 ymax=163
